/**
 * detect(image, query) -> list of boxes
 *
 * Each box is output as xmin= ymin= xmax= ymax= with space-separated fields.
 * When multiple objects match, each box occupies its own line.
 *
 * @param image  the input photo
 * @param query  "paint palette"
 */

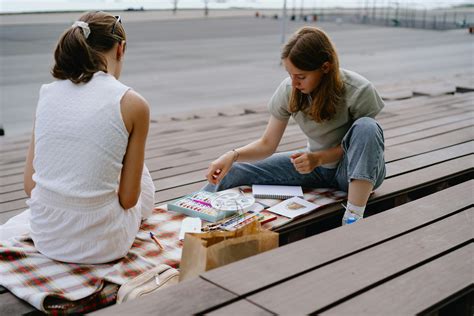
xmin=211 ymin=192 xmax=255 ymax=212
xmin=167 ymin=191 xmax=238 ymax=223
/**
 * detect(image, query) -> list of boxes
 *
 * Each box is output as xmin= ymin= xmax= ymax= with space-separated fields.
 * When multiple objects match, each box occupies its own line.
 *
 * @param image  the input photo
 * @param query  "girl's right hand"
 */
xmin=206 ymin=151 xmax=235 ymax=185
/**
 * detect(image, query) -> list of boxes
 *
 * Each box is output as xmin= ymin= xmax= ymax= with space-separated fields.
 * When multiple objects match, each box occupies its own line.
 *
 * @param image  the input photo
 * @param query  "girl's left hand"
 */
xmin=290 ymin=152 xmax=322 ymax=174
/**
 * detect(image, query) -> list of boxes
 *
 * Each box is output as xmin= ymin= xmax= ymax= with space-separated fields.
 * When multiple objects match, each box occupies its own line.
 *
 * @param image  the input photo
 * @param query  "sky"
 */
xmin=1 ymin=0 xmax=472 ymax=14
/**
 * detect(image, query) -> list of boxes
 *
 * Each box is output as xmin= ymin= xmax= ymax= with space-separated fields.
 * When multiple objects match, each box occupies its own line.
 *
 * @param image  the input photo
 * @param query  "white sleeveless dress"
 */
xmin=24 ymin=71 xmax=155 ymax=264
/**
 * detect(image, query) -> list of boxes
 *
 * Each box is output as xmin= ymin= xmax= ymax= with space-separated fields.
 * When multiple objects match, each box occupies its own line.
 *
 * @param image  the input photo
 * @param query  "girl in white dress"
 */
xmin=1 ymin=12 xmax=155 ymax=264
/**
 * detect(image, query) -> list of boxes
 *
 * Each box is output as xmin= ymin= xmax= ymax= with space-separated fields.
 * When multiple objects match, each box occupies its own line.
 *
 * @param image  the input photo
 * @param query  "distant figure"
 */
xmin=255 ymin=11 xmax=259 ymax=18
xmin=204 ymin=27 xmax=386 ymax=225
xmin=0 ymin=12 xmax=155 ymax=263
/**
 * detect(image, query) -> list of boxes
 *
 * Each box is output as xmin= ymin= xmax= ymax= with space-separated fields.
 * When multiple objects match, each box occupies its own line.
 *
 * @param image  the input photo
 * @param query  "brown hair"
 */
xmin=52 ymin=11 xmax=126 ymax=84
xmin=281 ymin=26 xmax=344 ymax=122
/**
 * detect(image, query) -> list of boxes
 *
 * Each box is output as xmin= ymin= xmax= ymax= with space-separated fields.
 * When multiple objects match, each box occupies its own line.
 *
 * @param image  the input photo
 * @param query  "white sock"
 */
xmin=346 ymin=202 xmax=366 ymax=217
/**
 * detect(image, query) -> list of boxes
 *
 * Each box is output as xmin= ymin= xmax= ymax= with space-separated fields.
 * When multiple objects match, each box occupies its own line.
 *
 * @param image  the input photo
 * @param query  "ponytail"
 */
xmin=51 ymin=12 xmax=125 ymax=84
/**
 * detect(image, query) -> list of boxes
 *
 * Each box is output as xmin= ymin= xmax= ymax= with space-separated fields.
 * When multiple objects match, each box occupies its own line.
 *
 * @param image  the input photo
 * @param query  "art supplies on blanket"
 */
xmin=257 ymin=211 xmax=278 ymax=225
xmin=252 ymin=184 xmax=304 ymax=199
xmin=179 ymin=217 xmax=202 ymax=240
xmin=167 ymin=191 xmax=255 ymax=223
xmin=267 ymin=196 xmax=319 ymax=219
xmin=202 ymin=204 xmax=276 ymax=232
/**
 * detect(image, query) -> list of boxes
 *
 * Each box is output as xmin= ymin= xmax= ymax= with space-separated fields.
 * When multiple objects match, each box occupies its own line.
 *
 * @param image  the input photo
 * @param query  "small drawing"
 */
xmin=286 ymin=202 xmax=305 ymax=210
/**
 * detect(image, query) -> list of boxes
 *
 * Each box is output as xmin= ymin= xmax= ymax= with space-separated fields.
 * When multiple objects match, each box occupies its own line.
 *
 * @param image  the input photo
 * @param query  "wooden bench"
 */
xmin=92 ymin=180 xmax=473 ymax=315
xmin=0 ymin=90 xmax=472 ymax=314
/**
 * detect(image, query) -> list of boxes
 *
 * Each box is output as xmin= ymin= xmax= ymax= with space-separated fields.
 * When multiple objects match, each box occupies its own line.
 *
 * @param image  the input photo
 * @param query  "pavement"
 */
xmin=0 ymin=9 xmax=473 ymax=136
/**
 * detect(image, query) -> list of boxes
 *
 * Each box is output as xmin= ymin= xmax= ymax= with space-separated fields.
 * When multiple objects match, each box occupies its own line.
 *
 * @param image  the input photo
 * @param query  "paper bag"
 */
xmin=179 ymin=220 xmax=278 ymax=281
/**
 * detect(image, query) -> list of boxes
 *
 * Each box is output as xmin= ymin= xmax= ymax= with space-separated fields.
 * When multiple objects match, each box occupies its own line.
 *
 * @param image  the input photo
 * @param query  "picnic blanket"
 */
xmin=0 ymin=208 xmax=185 ymax=314
xmin=0 ymin=186 xmax=346 ymax=314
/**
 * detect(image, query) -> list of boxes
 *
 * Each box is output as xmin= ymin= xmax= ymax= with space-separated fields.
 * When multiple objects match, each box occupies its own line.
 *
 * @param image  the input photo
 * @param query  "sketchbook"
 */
xmin=252 ymin=184 xmax=304 ymax=200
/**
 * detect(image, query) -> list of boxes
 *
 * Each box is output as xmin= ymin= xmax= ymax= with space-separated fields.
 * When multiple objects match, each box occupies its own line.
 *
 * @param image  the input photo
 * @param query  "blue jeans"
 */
xmin=203 ymin=117 xmax=386 ymax=193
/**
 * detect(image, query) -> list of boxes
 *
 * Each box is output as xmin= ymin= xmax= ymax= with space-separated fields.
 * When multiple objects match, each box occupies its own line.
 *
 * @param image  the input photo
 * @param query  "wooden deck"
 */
xmin=0 ymin=82 xmax=473 ymax=314
xmin=93 ymin=181 xmax=473 ymax=315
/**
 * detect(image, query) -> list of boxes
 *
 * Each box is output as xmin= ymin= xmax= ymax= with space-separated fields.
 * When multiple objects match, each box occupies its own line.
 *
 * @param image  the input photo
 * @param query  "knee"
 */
xmin=343 ymin=117 xmax=385 ymax=151
xmin=354 ymin=117 xmax=381 ymax=133
xmin=353 ymin=117 xmax=384 ymax=142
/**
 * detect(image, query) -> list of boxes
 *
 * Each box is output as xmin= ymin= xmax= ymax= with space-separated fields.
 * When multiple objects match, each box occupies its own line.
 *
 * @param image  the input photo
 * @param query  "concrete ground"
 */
xmin=1 ymin=9 xmax=472 ymax=136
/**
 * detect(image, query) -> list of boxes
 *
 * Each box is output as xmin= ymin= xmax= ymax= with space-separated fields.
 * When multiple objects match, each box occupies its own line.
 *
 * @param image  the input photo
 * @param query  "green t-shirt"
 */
xmin=268 ymin=69 xmax=384 ymax=168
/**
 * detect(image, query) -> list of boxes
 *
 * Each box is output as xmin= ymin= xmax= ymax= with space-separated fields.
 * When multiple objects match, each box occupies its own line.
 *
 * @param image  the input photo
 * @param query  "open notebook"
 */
xmin=252 ymin=184 xmax=304 ymax=200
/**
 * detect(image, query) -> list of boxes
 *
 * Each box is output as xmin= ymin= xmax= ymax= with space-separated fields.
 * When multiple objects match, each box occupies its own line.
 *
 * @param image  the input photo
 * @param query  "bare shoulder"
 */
xmin=121 ymin=89 xmax=150 ymax=133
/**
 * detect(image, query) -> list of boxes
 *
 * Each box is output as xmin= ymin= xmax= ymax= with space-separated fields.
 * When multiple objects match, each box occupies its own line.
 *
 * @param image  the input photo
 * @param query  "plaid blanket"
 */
xmin=0 ymin=208 xmax=185 ymax=314
xmin=0 ymin=186 xmax=346 ymax=314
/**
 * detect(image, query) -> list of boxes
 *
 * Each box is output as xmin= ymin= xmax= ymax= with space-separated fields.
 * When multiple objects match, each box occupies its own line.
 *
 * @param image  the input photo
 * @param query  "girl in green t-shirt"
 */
xmin=204 ymin=26 xmax=386 ymax=225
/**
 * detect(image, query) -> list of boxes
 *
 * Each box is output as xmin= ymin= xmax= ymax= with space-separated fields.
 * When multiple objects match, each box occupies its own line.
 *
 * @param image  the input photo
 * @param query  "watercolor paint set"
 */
xmin=167 ymin=191 xmax=237 ymax=223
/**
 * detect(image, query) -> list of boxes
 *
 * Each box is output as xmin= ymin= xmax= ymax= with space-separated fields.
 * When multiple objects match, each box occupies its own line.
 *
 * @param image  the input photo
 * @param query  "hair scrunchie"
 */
xmin=71 ymin=21 xmax=91 ymax=39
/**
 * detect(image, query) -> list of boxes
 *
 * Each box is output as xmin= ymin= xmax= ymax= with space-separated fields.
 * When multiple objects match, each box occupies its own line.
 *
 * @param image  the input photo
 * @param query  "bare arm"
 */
xmin=24 ymin=128 xmax=36 ymax=197
xmin=206 ymin=116 xmax=288 ymax=184
xmin=118 ymin=90 xmax=150 ymax=209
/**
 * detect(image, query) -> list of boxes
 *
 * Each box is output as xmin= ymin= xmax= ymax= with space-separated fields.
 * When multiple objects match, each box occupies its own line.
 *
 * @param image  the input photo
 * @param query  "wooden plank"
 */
xmin=0 ymin=94 xmax=466 ymax=172
xmin=246 ymin=209 xmax=472 ymax=315
xmin=152 ymin=141 xmax=472 ymax=192
xmin=201 ymin=181 xmax=472 ymax=295
xmin=0 ymin=291 xmax=36 ymax=315
xmin=275 ymin=155 xmax=473 ymax=236
xmin=380 ymin=107 xmax=469 ymax=130
xmin=0 ymin=183 xmax=23 ymax=195
xmin=1 ymin=147 xmax=469 ymax=223
xmin=161 ymin=153 xmax=472 ymax=206
xmin=3 ymin=94 xmax=468 ymax=162
xmin=412 ymin=83 xmax=456 ymax=96
xmin=2 ymin=140 xmax=471 ymax=222
xmin=90 ymin=277 xmax=237 ymax=316
xmin=0 ymin=190 xmax=25 ymax=203
xmin=322 ymin=244 xmax=474 ymax=315
xmin=0 ymin=127 xmax=298 ymax=185
xmin=385 ymin=119 xmax=472 ymax=146
xmin=0 ymin=116 xmax=470 ymax=191
xmin=207 ymin=299 xmax=273 ymax=316
xmin=148 ymin=122 xmax=471 ymax=175
xmin=381 ymin=97 xmax=471 ymax=120
xmin=383 ymin=92 xmax=469 ymax=112
xmin=0 ymin=94 xmax=471 ymax=207
xmin=155 ymin=181 xmax=204 ymax=204
xmin=381 ymin=95 xmax=470 ymax=118
xmin=385 ymin=127 xmax=471 ymax=162
xmin=385 ymin=142 xmax=472 ymax=178
xmin=145 ymin=124 xmax=300 ymax=160
xmin=13 ymin=133 xmax=468 ymax=205
xmin=379 ymin=89 xmax=413 ymax=100
xmin=383 ymin=113 xmax=470 ymax=139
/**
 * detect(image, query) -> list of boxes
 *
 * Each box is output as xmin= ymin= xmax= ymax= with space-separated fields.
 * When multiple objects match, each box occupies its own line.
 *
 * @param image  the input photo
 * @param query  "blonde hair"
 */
xmin=281 ymin=26 xmax=344 ymax=122
xmin=52 ymin=12 xmax=126 ymax=84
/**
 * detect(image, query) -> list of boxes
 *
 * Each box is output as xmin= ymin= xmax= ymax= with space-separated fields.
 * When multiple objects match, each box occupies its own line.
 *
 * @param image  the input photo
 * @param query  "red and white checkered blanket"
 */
xmin=0 ymin=187 xmax=346 ymax=314
xmin=0 ymin=208 xmax=185 ymax=314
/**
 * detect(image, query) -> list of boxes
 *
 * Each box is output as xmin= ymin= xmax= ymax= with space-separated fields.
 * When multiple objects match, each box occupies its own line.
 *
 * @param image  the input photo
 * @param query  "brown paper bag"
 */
xmin=179 ymin=220 xmax=278 ymax=281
